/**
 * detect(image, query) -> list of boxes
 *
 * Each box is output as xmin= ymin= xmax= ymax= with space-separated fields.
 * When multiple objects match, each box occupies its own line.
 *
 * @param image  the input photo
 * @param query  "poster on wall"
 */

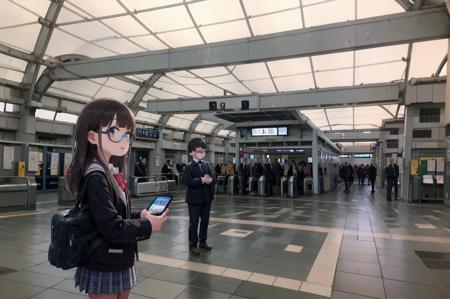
xmin=50 ymin=152 xmax=59 ymax=176
xmin=436 ymin=157 xmax=445 ymax=172
xmin=155 ymin=155 xmax=160 ymax=167
xmin=3 ymin=146 xmax=14 ymax=170
xmin=64 ymin=153 xmax=73 ymax=176
xmin=427 ymin=159 xmax=436 ymax=172
xmin=28 ymin=151 xmax=40 ymax=172
xmin=181 ymin=154 xmax=187 ymax=164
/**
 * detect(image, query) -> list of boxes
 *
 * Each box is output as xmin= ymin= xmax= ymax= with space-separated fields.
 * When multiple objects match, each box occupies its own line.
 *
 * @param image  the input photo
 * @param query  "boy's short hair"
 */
xmin=187 ymin=138 xmax=207 ymax=153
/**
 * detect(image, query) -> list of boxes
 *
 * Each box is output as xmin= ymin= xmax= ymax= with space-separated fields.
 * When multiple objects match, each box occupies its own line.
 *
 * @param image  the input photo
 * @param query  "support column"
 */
xmin=312 ymin=130 xmax=319 ymax=195
xmin=402 ymin=105 xmax=414 ymax=202
xmin=208 ymin=137 xmax=216 ymax=164
xmin=223 ymin=139 xmax=230 ymax=162
xmin=444 ymin=39 xmax=450 ymax=199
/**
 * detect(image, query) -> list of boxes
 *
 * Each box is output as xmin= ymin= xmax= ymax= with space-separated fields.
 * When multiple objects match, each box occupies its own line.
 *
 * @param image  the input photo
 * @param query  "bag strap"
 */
xmin=75 ymin=171 xmax=105 ymax=208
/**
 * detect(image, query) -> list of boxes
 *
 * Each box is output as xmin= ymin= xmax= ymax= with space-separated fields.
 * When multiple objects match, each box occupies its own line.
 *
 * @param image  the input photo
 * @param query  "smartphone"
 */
xmin=147 ymin=194 xmax=173 ymax=216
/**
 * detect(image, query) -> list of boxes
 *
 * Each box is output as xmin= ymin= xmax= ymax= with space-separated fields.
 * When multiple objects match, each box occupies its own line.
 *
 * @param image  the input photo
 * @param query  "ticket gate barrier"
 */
xmin=281 ymin=177 xmax=288 ymax=197
xmin=239 ymin=176 xmax=246 ymax=194
xmin=258 ymin=175 xmax=266 ymax=197
xmin=228 ymin=175 xmax=239 ymax=195
xmin=249 ymin=177 xmax=256 ymax=195
xmin=304 ymin=177 xmax=313 ymax=195
xmin=288 ymin=176 xmax=298 ymax=198
xmin=215 ymin=176 xmax=226 ymax=193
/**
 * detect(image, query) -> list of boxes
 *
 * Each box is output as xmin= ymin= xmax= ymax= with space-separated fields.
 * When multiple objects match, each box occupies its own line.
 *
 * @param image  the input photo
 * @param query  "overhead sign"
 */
xmin=136 ymin=128 xmax=159 ymax=139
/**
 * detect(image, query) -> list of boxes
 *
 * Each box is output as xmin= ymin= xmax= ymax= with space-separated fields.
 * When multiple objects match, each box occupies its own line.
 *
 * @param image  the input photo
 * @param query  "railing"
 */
xmin=0 ymin=176 xmax=37 ymax=210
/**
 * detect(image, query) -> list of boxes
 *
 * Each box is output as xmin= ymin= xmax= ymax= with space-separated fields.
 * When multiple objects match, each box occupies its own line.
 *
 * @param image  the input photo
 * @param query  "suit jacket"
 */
xmin=385 ymin=164 xmax=399 ymax=179
xmin=183 ymin=160 xmax=216 ymax=205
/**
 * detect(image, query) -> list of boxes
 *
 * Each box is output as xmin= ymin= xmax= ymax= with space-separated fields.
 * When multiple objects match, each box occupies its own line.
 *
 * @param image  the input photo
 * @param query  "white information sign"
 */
xmin=50 ymin=152 xmax=59 ymax=176
xmin=3 ymin=146 xmax=14 ymax=170
xmin=28 ymin=151 xmax=40 ymax=172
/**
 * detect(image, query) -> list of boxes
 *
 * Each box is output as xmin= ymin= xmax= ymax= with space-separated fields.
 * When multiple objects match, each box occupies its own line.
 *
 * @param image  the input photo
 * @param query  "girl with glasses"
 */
xmin=66 ymin=98 xmax=168 ymax=299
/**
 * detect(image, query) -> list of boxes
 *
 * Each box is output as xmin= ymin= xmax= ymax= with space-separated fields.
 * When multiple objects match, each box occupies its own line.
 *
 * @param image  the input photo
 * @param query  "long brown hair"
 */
xmin=67 ymin=98 xmax=136 ymax=193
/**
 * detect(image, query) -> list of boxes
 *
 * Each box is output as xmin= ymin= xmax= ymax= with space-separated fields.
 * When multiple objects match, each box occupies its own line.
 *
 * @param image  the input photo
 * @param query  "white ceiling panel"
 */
xmin=52 ymin=80 xmax=102 ymax=96
xmin=202 ymin=74 xmax=235 ymax=84
xmin=166 ymin=71 xmax=201 ymax=85
xmin=158 ymin=28 xmax=203 ymax=48
xmin=0 ymin=54 xmax=27 ymax=70
xmin=47 ymin=28 xmax=116 ymax=58
xmin=356 ymin=44 xmax=408 ymax=66
xmin=0 ymin=24 xmax=40 ymax=52
xmin=410 ymin=39 xmax=448 ymax=78
xmin=104 ymin=78 xmax=139 ymax=93
xmin=0 ymin=1 xmax=38 ymax=27
xmin=200 ymin=20 xmax=250 ymax=43
xmin=357 ymin=0 xmax=404 ymax=19
xmin=303 ymin=0 xmax=354 ymax=27
xmin=123 ymin=0 xmax=182 ymax=11
xmin=250 ymin=9 xmax=302 ymax=36
xmin=189 ymin=0 xmax=243 ymax=25
xmin=57 ymin=7 xmax=85 ymax=23
xmin=148 ymin=88 xmax=178 ymax=99
xmin=327 ymin=107 xmax=353 ymax=125
xmin=354 ymin=124 xmax=378 ymax=129
xmin=12 ymin=0 xmax=50 ymax=18
xmin=129 ymin=35 xmax=168 ymax=50
xmin=0 ymin=68 xmax=23 ymax=82
xmin=62 ymin=21 xmax=116 ymax=42
xmin=102 ymin=16 xmax=149 ymax=36
xmin=354 ymin=106 xmax=390 ymax=127
xmin=232 ymin=63 xmax=270 ymax=81
xmin=268 ymin=57 xmax=311 ymax=77
xmin=313 ymin=51 xmax=353 ymax=71
xmin=191 ymin=67 xmax=229 ymax=78
xmin=55 ymin=112 xmax=78 ymax=124
xmin=66 ymin=0 xmax=126 ymax=17
xmin=137 ymin=5 xmax=193 ymax=33
xmin=331 ymin=124 xmax=354 ymax=130
xmin=95 ymin=87 xmax=134 ymax=103
xmin=95 ymin=38 xmax=145 ymax=54
xmin=355 ymin=61 xmax=405 ymax=84
xmin=244 ymin=79 xmax=276 ymax=93
xmin=47 ymin=87 xmax=92 ymax=102
xmin=155 ymin=81 xmax=200 ymax=98
xmin=315 ymin=69 xmax=353 ymax=88
xmin=186 ymin=84 xmax=224 ymax=97
xmin=136 ymin=111 xmax=161 ymax=124
xmin=216 ymin=82 xmax=251 ymax=95
xmin=274 ymin=73 xmax=315 ymax=91
xmin=243 ymin=0 xmax=299 ymax=16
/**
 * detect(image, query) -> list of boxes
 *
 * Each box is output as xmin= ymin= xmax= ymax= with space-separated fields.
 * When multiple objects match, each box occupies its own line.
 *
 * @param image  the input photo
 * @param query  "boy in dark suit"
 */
xmin=183 ymin=138 xmax=216 ymax=256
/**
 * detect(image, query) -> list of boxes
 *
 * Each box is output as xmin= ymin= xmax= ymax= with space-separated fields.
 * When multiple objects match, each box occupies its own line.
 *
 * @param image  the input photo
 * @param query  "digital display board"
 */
xmin=251 ymin=127 xmax=288 ymax=136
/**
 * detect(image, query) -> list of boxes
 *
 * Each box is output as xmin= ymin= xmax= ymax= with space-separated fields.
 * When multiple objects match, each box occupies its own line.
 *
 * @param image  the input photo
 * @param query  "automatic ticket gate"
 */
xmin=258 ymin=175 xmax=266 ymax=197
xmin=239 ymin=176 xmax=246 ymax=194
xmin=281 ymin=177 xmax=288 ymax=197
xmin=249 ymin=177 xmax=256 ymax=194
xmin=304 ymin=177 xmax=313 ymax=194
xmin=215 ymin=176 xmax=226 ymax=193
xmin=228 ymin=175 xmax=239 ymax=195
xmin=288 ymin=176 xmax=298 ymax=198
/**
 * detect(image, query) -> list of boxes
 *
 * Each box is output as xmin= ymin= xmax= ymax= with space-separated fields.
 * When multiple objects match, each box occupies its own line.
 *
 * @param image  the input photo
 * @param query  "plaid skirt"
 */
xmin=74 ymin=266 xmax=137 ymax=295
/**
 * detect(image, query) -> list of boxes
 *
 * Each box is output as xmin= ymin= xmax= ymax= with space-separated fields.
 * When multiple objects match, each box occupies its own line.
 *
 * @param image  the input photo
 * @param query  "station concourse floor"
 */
xmin=0 ymin=185 xmax=450 ymax=299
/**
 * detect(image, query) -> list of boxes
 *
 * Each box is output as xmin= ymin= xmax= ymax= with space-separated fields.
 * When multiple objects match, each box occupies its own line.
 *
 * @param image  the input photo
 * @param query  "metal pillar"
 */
xmin=445 ymin=39 xmax=450 ymax=199
xmin=402 ymin=105 xmax=414 ymax=202
xmin=312 ymin=130 xmax=319 ymax=195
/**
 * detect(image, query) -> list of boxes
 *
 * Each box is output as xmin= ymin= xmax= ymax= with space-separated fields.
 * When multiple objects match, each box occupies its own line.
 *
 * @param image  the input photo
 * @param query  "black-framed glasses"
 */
xmin=97 ymin=127 xmax=132 ymax=143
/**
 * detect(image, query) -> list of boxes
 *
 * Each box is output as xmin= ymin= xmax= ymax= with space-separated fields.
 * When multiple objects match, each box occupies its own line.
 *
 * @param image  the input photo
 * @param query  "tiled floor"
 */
xmin=1 ymin=184 xmax=450 ymax=298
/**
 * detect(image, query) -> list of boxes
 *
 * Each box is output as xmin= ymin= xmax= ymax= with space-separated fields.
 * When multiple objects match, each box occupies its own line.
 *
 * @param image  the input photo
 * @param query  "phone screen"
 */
xmin=147 ymin=195 xmax=172 ymax=215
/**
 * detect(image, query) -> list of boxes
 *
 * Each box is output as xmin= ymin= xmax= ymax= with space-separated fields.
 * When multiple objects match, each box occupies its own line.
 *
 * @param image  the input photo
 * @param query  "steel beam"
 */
xmin=128 ymin=73 xmax=163 ymax=113
xmin=147 ymin=83 xmax=401 ymax=113
xmin=395 ymin=0 xmax=413 ymax=10
xmin=325 ymin=130 xmax=381 ymax=141
xmin=44 ymin=7 xmax=449 ymax=81
xmin=0 ymin=44 xmax=40 ymax=63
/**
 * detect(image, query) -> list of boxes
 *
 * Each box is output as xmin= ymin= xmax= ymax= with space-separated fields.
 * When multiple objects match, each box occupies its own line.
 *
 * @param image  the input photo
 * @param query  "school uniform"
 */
xmin=74 ymin=163 xmax=151 ymax=295
xmin=183 ymin=160 xmax=216 ymax=249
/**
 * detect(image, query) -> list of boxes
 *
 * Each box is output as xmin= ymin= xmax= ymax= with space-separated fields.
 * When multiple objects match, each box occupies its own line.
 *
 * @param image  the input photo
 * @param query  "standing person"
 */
xmin=357 ymin=164 xmax=364 ymax=185
xmin=161 ymin=160 xmax=174 ymax=180
xmin=385 ymin=158 xmax=399 ymax=201
xmin=66 ymin=99 xmax=168 ymax=299
xmin=367 ymin=163 xmax=377 ymax=193
xmin=340 ymin=162 xmax=353 ymax=193
xmin=183 ymin=138 xmax=216 ymax=256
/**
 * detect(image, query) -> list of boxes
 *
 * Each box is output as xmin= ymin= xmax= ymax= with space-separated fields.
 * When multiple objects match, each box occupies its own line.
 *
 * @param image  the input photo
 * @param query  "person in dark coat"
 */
xmin=183 ymin=138 xmax=216 ymax=256
xmin=161 ymin=160 xmax=174 ymax=180
xmin=385 ymin=158 xmax=399 ymax=201
xmin=367 ymin=163 xmax=377 ymax=193
xmin=340 ymin=162 xmax=353 ymax=193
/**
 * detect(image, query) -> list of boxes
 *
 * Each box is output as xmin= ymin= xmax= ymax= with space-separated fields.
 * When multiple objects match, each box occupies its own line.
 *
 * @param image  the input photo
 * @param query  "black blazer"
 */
xmin=84 ymin=171 xmax=152 ymax=272
xmin=183 ymin=161 xmax=216 ymax=205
